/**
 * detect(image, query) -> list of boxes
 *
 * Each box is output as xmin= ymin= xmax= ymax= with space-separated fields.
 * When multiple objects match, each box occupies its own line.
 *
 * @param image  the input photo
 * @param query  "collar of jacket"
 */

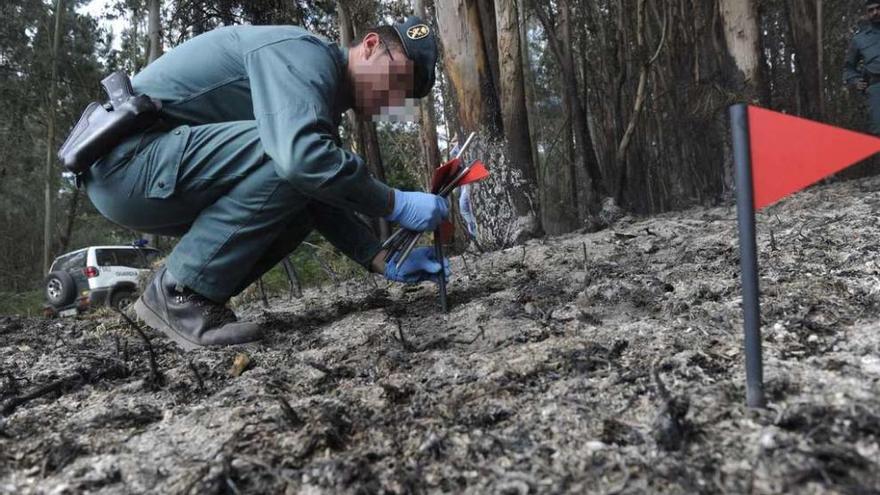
xmin=333 ymin=45 xmax=356 ymax=115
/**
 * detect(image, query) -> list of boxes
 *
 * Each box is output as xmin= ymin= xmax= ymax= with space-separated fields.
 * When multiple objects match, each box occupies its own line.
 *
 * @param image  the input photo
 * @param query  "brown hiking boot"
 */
xmin=133 ymin=267 xmax=263 ymax=351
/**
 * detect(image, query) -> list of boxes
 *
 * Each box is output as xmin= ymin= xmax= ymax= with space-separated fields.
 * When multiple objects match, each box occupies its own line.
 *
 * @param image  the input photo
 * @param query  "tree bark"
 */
xmin=338 ymin=0 xmax=388 ymax=239
xmin=816 ymin=0 xmax=824 ymax=117
xmin=786 ymin=0 xmax=821 ymax=119
xmin=148 ymin=0 xmax=163 ymax=62
xmin=434 ymin=0 xmax=502 ymax=136
xmin=533 ymin=0 xmax=605 ymax=220
xmin=413 ymin=0 xmax=442 ymax=188
xmin=719 ymin=0 xmax=764 ymax=99
xmin=43 ymin=0 xmax=63 ymax=273
xmin=143 ymin=0 xmax=163 ymax=250
xmin=59 ymin=189 xmax=80 ymax=255
xmin=517 ymin=3 xmax=539 ymax=175
xmin=494 ymin=0 xmax=541 ymax=234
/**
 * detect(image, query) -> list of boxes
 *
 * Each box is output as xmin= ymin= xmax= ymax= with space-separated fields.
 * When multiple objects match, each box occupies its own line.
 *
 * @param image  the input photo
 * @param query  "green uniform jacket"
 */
xmin=132 ymin=25 xmax=392 ymax=218
xmin=844 ymin=22 xmax=880 ymax=84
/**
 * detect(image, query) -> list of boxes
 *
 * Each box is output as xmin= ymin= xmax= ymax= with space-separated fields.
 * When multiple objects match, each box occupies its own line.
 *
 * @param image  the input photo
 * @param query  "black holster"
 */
xmin=58 ymin=71 xmax=162 ymax=175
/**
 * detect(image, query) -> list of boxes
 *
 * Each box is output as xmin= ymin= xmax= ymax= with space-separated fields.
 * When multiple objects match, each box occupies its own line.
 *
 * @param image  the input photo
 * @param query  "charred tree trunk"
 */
xmin=436 ymin=0 xmax=539 ymax=246
xmin=786 ymin=0 xmax=821 ymax=119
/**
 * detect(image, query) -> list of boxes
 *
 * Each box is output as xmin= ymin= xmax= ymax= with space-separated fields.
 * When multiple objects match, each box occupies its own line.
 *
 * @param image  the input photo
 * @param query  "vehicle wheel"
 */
xmin=110 ymin=290 xmax=136 ymax=311
xmin=44 ymin=271 xmax=76 ymax=308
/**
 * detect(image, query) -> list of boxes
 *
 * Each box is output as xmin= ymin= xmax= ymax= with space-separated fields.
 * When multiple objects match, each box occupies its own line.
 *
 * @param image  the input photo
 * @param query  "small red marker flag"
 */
xmin=457 ymin=160 xmax=489 ymax=186
xmin=748 ymin=106 xmax=880 ymax=210
xmin=431 ymin=157 xmax=461 ymax=194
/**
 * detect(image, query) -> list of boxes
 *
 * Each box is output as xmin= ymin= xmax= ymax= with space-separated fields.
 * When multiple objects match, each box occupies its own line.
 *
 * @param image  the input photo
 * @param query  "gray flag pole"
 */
xmin=730 ymin=104 xmax=765 ymax=408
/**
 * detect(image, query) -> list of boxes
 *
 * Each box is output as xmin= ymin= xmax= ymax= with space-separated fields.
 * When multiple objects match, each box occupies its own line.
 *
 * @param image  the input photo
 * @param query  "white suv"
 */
xmin=44 ymin=245 xmax=161 ymax=316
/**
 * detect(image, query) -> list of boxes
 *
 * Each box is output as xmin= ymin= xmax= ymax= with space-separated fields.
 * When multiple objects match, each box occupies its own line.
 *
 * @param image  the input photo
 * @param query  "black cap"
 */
xmin=391 ymin=16 xmax=437 ymax=98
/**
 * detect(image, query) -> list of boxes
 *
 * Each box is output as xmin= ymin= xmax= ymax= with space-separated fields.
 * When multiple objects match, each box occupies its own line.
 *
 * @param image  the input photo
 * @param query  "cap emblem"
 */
xmin=406 ymin=24 xmax=430 ymax=40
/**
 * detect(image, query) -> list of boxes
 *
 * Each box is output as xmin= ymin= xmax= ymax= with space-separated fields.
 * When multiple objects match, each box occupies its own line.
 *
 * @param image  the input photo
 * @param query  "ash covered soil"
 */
xmin=3 ymin=178 xmax=880 ymax=495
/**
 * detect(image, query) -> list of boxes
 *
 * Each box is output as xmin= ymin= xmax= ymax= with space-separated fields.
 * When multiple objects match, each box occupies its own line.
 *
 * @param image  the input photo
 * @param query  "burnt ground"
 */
xmin=2 ymin=177 xmax=880 ymax=494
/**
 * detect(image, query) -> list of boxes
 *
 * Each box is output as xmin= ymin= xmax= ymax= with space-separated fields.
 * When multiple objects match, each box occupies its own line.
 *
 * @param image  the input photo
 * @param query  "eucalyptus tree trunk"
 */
xmin=338 ymin=0 xmax=389 ymax=239
xmin=719 ymin=0 xmax=764 ymax=99
xmin=43 ymin=0 xmax=63 ymax=273
xmin=517 ymin=3 xmax=539 ymax=174
xmin=435 ymin=0 xmax=541 ymax=246
xmin=533 ymin=0 xmax=605 ymax=231
xmin=494 ymin=0 xmax=541 ymax=235
xmin=434 ymin=0 xmax=502 ymax=135
xmin=143 ymin=0 xmax=163 ymax=249
xmin=413 ymin=0 xmax=442 ymax=188
xmin=148 ymin=0 xmax=163 ymax=62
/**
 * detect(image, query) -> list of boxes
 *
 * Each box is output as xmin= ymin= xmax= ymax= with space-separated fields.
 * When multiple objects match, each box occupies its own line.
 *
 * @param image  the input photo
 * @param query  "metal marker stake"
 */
xmin=730 ymin=103 xmax=765 ymax=409
xmin=434 ymin=230 xmax=448 ymax=312
xmin=384 ymin=131 xmax=477 ymax=257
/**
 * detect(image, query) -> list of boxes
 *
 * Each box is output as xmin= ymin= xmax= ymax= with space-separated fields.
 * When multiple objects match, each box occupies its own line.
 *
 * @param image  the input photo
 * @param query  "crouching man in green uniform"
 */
xmin=845 ymin=1 xmax=880 ymax=134
xmin=84 ymin=17 xmax=449 ymax=350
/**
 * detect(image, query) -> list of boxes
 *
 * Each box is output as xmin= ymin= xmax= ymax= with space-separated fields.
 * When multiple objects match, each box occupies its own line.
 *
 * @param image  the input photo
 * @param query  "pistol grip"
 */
xmin=101 ymin=71 xmax=134 ymax=109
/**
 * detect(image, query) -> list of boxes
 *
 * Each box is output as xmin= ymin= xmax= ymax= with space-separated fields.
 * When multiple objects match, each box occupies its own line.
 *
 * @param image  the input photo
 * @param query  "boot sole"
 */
xmin=134 ymin=297 xmax=203 ymax=352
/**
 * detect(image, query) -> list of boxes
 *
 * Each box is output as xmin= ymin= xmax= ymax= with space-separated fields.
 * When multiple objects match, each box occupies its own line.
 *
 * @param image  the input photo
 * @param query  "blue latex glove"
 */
xmin=385 ymin=247 xmax=451 ymax=284
xmin=385 ymin=190 xmax=449 ymax=232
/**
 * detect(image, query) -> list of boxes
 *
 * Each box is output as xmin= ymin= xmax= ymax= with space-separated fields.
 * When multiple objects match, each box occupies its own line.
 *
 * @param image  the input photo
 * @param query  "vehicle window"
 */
xmin=62 ymin=252 xmax=86 ymax=271
xmin=113 ymin=249 xmax=142 ymax=268
xmin=55 ymin=251 xmax=86 ymax=272
xmin=143 ymin=249 xmax=160 ymax=267
xmin=95 ymin=249 xmax=116 ymax=267
xmin=49 ymin=255 xmax=68 ymax=272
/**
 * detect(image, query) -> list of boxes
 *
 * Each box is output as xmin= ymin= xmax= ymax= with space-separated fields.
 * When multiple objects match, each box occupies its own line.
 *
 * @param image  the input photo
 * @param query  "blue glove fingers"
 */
xmin=384 ymin=248 xmax=451 ymax=284
xmin=427 ymin=259 xmax=452 ymax=283
xmin=385 ymin=190 xmax=449 ymax=232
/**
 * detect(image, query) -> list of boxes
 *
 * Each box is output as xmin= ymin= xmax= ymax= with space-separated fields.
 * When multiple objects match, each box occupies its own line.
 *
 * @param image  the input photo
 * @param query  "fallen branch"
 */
xmin=115 ymin=308 xmax=165 ymax=387
xmin=188 ymin=359 xmax=205 ymax=391
xmin=392 ymin=320 xmax=485 ymax=353
xmin=392 ymin=318 xmax=416 ymax=352
xmin=1 ymin=363 xmax=127 ymax=416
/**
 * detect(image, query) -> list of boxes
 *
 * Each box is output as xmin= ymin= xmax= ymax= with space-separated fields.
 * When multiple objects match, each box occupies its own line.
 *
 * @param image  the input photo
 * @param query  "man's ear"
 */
xmin=361 ymin=32 xmax=380 ymax=60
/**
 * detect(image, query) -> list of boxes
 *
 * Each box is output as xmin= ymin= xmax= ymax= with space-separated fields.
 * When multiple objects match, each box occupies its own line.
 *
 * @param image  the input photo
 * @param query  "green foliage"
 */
xmin=0 ymin=291 xmax=44 ymax=316
xmin=377 ymin=122 xmax=423 ymax=190
xmin=235 ymin=231 xmax=371 ymax=303
xmin=0 ymin=0 xmax=127 ymax=292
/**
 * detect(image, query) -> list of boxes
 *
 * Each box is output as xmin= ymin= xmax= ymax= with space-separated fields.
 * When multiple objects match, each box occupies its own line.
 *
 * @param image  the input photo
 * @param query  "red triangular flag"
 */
xmin=431 ymin=158 xmax=461 ymax=194
xmin=748 ymin=106 xmax=880 ymax=210
xmin=457 ymin=160 xmax=489 ymax=186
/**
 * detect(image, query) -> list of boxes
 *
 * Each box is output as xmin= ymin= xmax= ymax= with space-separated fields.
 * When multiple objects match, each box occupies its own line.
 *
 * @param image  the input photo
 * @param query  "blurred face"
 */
xmin=349 ymin=33 xmax=414 ymax=116
xmin=869 ymin=3 xmax=880 ymax=22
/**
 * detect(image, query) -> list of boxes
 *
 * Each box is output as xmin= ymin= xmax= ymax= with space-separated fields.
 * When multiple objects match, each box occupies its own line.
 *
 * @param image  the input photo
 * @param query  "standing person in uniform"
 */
xmin=78 ymin=17 xmax=451 ymax=350
xmin=844 ymin=1 xmax=880 ymax=134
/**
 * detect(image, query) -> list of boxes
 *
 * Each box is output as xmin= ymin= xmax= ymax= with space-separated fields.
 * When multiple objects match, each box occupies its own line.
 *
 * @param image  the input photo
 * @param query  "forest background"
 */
xmin=0 ymin=0 xmax=871 ymax=314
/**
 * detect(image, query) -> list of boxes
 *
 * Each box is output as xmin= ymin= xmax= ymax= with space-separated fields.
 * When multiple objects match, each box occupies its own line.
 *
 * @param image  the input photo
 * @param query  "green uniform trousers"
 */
xmin=867 ymin=84 xmax=880 ymax=135
xmin=84 ymin=121 xmax=380 ymax=302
